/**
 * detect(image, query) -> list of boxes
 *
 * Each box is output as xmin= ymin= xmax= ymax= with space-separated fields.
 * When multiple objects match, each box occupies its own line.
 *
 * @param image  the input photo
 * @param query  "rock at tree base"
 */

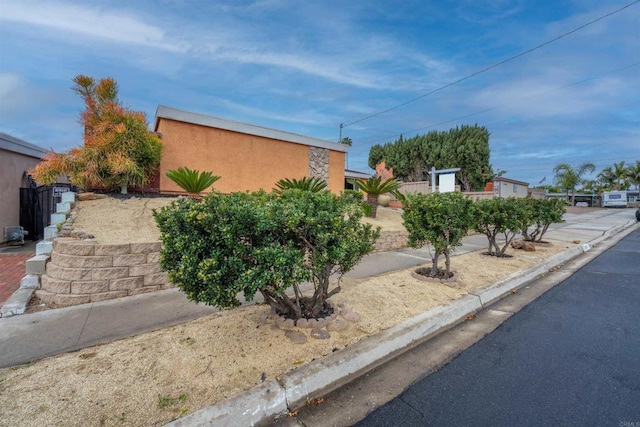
xmin=327 ymin=319 xmax=349 ymax=332
xmin=511 ymin=240 xmax=524 ymax=249
xmin=342 ymin=308 xmax=360 ymax=322
xmin=285 ymin=330 xmax=307 ymax=344
xmin=523 ymin=242 xmax=536 ymax=251
xmin=310 ymin=328 xmax=330 ymax=339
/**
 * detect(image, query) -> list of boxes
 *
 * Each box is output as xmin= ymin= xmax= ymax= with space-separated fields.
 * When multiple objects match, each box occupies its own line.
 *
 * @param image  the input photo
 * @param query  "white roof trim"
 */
xmin=345 ymin=169 xmax=372 ymax=179
xmin=0 ymin=132 xmax=47 ymax=159
xmin=154 ymin=105 xmax=348 ymax=153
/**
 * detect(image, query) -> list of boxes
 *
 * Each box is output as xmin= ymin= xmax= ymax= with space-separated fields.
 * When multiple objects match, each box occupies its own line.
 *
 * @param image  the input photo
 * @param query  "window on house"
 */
xmin=513 ymin=184 xmax=517 ymax=193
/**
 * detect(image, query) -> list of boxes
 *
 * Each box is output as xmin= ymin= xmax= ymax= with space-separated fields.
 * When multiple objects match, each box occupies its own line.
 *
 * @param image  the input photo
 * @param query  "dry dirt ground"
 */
xmin=0 ymin=195 xmax=577 ymax=426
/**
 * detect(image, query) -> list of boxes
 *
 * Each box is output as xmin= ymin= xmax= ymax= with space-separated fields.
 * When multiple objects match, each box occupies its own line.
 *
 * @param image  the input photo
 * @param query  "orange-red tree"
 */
xmin=30 ymin=75 xmax=163 ymax=193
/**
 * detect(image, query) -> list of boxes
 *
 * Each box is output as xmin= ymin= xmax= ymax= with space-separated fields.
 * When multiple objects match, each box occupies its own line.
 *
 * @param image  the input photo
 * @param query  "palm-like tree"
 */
xmin=166 ymin=167 xmax=220 ymax=199
xmin=553 ymin=162 xmax=595 ymax=205
xmin=600 ymin=161 xmax=631 ymax=191
xmin=626 ymin=160 xmax=640 ymax=190
xmin=273 ymin=177 xmax=328 ymax=193
xmin=350 ymin=176 xmax=402 ymax=218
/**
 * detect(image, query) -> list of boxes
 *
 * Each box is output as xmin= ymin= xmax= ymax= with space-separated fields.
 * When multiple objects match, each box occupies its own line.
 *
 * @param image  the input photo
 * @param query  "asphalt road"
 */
xmin=356 ymin=229 xmax=640 ymax=427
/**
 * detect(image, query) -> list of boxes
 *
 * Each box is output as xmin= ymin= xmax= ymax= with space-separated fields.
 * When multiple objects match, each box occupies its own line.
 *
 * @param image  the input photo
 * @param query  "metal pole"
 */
xmin=431 ymin=166 xmax=436 ymax=193
xmin=339 ymin=123 xmax=343 ymax=142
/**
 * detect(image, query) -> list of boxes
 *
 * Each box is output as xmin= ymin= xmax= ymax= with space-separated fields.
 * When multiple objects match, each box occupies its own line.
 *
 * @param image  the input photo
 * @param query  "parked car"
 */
xmin=636 ymin=206 xmax=640 ymax=222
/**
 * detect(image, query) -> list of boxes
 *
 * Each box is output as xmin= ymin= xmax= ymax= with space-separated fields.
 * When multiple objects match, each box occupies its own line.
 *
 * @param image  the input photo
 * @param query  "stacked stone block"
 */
xmin=36 ymin=238 xmax=171 ymax=307
xmin=374 ymin=230 xmax=409 ymax=252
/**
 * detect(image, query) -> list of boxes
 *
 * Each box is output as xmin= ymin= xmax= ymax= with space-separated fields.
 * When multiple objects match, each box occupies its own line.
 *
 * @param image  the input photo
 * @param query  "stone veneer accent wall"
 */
xmin=374 ymin=230 xmax=408 ymax=252
xmin=36 ymin=238 xmax=171 ymax=307
xmin=308 ymin=147 xmax=329 ymax=182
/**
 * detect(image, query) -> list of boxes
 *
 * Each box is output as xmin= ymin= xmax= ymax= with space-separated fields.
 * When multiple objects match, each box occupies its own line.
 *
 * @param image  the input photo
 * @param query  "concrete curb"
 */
xmin=0 ymin=288 xmax=35 ymax=318
xmin=168 ymin=219 xmax=639 ymax=427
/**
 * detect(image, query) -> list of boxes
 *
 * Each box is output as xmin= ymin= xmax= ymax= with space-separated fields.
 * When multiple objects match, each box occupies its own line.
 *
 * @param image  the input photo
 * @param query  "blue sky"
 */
xmin=1 ymin=0 xmax=638 ymax=186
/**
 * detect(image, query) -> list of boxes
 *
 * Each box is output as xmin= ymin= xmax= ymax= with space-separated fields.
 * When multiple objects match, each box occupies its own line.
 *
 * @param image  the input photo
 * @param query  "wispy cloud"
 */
xmin=0 ymin=1 xmax=184 ymax=51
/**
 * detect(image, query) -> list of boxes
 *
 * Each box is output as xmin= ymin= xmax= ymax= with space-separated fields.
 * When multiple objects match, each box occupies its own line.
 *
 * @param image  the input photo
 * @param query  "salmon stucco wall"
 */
xmin=157 ymin=118 xmax=345 ymax=194
xmin=158 ymin=119 xmax=310 ymax=194
xmin=328 ymin=150 xmax=346 ymax=193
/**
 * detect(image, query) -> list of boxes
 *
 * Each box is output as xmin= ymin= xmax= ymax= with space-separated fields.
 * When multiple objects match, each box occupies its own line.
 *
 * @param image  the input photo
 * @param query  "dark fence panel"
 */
xmin=19 ymin=183 xmax=75 ymax=241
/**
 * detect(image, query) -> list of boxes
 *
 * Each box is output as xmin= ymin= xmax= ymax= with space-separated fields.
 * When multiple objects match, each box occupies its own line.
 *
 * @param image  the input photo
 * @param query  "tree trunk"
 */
xmin=444 ymin=252 xmax=451 ymax=276
xmin=366 ymin=193 xmax=378 ymax=218
xmin=431 ymin=253 xmax=440 ymax=277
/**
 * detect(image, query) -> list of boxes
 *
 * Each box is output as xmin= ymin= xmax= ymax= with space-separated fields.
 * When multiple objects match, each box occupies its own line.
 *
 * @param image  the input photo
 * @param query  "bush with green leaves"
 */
xmin=349 ymin=176 xmax=402 ymax=218
xmin=402 ymin=192 xmax=474 ymax=277
xmin=153 ymin=189 xmax=379 ymax=320
xmin=521 ymin=198 xmax=566 ymax=242
xmin=472 ymin=197 xmax=531 ymax=257
xmin=165 ymin=167 xmax=220 ymax=198
xmin=273 ymin=176 xmax=327 ymax=193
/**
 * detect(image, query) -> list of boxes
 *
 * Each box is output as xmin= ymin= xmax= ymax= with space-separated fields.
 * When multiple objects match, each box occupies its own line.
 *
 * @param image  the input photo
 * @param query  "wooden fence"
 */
xmin=390 ymin=181 xmax=496 ymax=203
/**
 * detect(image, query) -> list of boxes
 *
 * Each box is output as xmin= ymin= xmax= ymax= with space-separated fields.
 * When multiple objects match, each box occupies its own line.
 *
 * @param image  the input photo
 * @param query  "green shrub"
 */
xmin=402 ymin=192 xmax=474 ymax=277
xmin=153 ymin=189 xmax=379 ymax=320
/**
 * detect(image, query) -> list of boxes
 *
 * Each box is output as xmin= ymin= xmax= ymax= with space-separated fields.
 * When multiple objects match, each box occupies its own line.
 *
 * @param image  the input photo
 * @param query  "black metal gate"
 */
xmin=19 ymin=181 xmax=75 ymax=241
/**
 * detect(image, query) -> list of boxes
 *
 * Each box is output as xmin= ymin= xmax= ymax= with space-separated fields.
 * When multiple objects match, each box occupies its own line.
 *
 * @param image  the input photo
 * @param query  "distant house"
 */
xmin=490 ymin=177 xmax=530 ymax=198
xmin=0 ymin=133 xmax=47 ymax=243
xmin=344 ymin=169 xmax=372 ymax=190
xmin=153 ymin=106 xmax=348 ymax=194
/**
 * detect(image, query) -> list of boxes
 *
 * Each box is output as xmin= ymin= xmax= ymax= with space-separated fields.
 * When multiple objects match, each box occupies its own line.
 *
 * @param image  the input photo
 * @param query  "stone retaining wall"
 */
xmin=35 ymin=230 xmax=406 ymax=307
xmin=374 ymin=230 xmax=408 ymax=252
xmin=36 ymin=238 xmax=171 ymax=307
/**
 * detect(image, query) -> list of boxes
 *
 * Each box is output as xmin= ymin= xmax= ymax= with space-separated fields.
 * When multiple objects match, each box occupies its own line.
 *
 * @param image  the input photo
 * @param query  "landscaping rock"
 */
xmin=511 ymin=240 xmax=524 ymax=249
xmin=523 ymin=242 xmax=536 ymax=252
xmin=77 ymin=192 xmax=107 ymax=201
xmin=341 ymin=308 xmax=360 ymax=322
xmin=310 ymin=328 xmax=330 ymax=339
xmin=284 ymin=330 xmax=307 ymax=344
xmin=327 ymin=319 xmax=349 ymax=332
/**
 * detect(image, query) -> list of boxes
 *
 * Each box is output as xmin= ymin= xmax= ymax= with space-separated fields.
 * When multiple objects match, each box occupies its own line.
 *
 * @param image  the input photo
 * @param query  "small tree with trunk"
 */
xmin=350 ymin=176 xmax=402 ymax=218
xmin=521 ymin=198 xmax=566 ymax=243
xmin=402 ymin=192 xmax=474 ymax=277
xmin=472 ymin=198 xmax=530 ymax=257
xmin=29 ymin=75 xmax=162 ymax=193
xmin=154 ymin=189 xmax=379 ymax=320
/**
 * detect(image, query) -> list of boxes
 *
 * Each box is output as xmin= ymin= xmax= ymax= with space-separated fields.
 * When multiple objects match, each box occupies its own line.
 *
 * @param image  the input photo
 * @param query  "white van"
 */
xmin=602 ymin=191 xmax=627 ymax=208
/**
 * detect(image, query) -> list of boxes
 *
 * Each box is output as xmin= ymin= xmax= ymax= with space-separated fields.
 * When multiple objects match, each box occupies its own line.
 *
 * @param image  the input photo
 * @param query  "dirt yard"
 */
xmin=0 ymin=195 xmax=578 ymax=426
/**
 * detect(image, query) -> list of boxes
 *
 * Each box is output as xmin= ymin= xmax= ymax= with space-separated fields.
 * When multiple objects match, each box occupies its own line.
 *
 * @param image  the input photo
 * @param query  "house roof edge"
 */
xmin=154 ymin=105 xmax=348 ymax=152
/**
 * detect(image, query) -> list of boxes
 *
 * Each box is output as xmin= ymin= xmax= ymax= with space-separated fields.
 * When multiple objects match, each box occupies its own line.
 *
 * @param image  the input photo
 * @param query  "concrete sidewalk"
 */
xmin=0 ymin=209 xmax=636 ymax=380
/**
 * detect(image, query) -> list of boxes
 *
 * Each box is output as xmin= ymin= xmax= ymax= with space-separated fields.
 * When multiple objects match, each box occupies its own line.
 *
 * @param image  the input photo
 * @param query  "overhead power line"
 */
xmin=360 ymin=61 xmax=640 ymax=146
xmin=342 ymin=0 xmax=640 ymax=129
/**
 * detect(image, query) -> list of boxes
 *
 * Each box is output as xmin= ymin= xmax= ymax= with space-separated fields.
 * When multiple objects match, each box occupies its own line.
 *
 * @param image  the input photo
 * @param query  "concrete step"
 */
xmin=25 ymin=255 xmax=49 ymax=275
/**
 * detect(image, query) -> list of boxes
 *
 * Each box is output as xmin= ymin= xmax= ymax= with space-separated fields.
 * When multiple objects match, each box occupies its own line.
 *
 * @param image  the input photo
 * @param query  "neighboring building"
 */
xmin=0 ymin=133 xmax=47 ymax=243
xmin=527 ymin=187 xmax=547 ymax=199
xmin=344 ymin=169 xmax=372 ymax=190
xmin=154 ymin=106 xmax=348 ymax=194
xmin=491 ymin=177 xmax=530 ymax=198
xmin=546 ymin=192 xmax=597 ymax=207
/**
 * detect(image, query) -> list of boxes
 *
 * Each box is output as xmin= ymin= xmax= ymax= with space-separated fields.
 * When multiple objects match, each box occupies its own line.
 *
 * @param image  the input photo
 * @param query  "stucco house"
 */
xmin=0 ymin=133 xmax=47 ymax=244
xmin=491 ymin=177 xmax=530 ymax=198
xmin=153 ymin=106 xmax=348 ymax=194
